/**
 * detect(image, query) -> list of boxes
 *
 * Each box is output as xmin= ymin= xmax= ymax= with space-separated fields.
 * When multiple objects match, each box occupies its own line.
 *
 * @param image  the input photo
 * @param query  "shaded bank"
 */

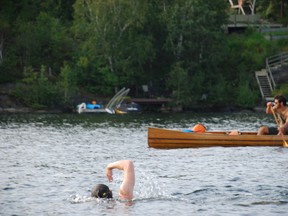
xmin=0 ymin=83 xmax=266 ymax=113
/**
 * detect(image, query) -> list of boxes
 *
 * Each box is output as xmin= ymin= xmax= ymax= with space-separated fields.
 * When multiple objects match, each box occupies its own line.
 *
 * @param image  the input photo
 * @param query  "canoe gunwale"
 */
xmin=148 ymin=127 xmax=285 ymax=149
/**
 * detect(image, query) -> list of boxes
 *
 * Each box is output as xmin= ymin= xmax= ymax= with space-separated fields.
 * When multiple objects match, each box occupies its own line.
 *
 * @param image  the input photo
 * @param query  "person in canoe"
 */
xmin=183 ymin=124 xmax=241 ymax=135
xmin=257 ymin=95 xmax=288 ymax=135
xmin=91 ymin=160 xmax=135 ymax=201
xmin=182 ymin=123 xmax=207 ymax=133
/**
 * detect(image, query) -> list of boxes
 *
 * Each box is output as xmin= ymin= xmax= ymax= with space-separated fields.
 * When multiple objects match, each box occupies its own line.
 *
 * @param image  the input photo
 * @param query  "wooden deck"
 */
xmin=226 ymin=14 xmax=283 ymax=34
xmin=130 ymin=98 xmax=173 ymax=111
xmin=131 ymin=98 xmax=172 ymax=105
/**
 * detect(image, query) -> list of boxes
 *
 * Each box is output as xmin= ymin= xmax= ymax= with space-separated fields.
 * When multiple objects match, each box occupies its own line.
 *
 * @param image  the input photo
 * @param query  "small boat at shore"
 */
xmin=115 ymin=102 xmax=142 ymax=114
xmin=77 ymin=88 xmax=141 ymax=114
xmin=148 ymin=127 xmax=286 ymax=149
xmin=76 ymin=88 xmax=128 ymax=114
xmin=77 ymin=103 xmax=108 ymax=114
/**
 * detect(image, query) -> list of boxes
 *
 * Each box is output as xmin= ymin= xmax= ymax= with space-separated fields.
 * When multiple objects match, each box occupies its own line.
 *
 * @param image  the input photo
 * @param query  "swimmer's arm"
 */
xmin=106 ymin=160 xmax=135 ymax=200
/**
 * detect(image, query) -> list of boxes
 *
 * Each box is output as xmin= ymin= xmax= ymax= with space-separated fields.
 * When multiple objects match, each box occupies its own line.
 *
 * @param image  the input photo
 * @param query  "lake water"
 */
xmin=1 ymin=112 xmax=288 ymax=216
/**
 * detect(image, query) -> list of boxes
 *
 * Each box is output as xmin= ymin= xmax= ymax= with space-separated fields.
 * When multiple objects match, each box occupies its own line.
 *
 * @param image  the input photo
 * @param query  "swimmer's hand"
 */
xmin=106 ymin=167 xmax=113 ymax=182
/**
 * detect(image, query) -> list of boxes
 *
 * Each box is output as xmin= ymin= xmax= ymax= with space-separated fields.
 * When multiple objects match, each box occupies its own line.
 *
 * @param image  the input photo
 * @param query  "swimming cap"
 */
xmin=192 ymin=124 xmax=206 ymax=133
xmin=91 ymin=184 xmax=113 ymax=198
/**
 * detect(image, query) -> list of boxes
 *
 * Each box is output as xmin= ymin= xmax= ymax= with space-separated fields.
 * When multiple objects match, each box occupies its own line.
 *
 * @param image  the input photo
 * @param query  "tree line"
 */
xmin=0 ymin=0 xmax=287 ymax=110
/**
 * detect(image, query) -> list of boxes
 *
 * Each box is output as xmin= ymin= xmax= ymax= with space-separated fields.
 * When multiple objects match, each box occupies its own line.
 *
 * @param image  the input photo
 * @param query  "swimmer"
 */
xmin=91 ymin=160 xmax=135 ymax=201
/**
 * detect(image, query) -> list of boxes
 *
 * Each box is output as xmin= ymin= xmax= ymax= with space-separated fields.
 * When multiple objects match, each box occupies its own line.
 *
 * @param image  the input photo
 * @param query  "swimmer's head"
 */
xmin=91 ymin=184 xmax=113 ymax=199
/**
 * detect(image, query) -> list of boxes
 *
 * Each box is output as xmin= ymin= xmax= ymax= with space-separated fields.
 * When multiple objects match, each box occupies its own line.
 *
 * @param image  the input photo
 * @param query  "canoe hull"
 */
xmin=148 ymin=127 xmax=285 ymax=149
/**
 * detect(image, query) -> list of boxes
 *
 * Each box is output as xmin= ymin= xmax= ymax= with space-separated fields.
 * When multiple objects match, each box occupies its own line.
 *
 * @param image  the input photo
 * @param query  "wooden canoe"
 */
xmin=148 ymin=127 xmax=286 ymax=149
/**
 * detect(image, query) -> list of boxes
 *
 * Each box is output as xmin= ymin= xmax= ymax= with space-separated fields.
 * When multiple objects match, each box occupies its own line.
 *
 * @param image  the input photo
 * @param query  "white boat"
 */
xmin=77 ymin=88 xmax=130 ymax=114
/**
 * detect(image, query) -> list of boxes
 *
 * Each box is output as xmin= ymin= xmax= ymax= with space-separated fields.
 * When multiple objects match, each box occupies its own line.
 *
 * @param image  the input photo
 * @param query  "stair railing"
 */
xmin=266 ymin=52 xmax=288 ymax=89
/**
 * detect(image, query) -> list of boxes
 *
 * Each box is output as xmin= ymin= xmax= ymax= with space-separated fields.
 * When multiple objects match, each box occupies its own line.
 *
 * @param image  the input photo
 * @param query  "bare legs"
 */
xmin=257 ymin=126 xmax=269 ymax=135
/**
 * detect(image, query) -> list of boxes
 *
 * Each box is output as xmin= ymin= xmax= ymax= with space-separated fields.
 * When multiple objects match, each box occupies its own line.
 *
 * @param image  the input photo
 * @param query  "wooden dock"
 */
xmin=131 ymin=98 xmax=172 ymax=105
xmin=130 ymin=98 xmax=172 ymax=111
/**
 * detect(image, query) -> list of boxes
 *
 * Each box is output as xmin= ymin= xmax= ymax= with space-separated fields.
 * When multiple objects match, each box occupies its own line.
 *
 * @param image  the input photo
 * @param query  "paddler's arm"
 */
xmin=106 ymin=160 xmax=135 ymax=200
xmin=266 ymin=102 xmax=274 ymax=114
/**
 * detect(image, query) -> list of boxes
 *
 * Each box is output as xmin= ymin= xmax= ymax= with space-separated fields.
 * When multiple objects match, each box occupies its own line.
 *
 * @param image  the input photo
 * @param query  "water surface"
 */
xmin=1 ymin=112 xmax=288 ymax=215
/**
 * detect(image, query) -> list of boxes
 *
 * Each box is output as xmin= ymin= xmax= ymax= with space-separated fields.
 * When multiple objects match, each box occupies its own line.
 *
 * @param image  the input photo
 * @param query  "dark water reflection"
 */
xmin=1 ymin=112 xmax=288 ymax=216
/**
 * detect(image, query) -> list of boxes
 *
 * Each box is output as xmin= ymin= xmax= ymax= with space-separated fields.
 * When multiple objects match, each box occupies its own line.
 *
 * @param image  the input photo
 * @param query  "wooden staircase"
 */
xmin=255 ymin=69 xmax=273 ymax=101
xmin=255 ymin=52 xmax=288 ymax=101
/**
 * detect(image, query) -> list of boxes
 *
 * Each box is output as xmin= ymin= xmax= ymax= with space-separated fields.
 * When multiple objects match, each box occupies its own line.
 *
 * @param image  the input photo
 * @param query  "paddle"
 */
xmin=271 ymin=107 xmax=288 ymax=147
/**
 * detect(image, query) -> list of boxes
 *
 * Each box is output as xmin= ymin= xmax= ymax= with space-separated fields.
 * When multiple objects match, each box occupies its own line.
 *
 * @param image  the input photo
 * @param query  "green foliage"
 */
xmin=235 ymin=80 xmax=259 ymax=108
xmin=161 ymin=0 xmax=230 ymax=108
xmin=206 ymin=75 xmax=229 ymax=107
xmin=166 ymin=62 xmax=191 ymax=106
xmin=72 ymin=0 xmax=155 ymax=93
xmin=57 ymin=62 xmax=78 ymax=107
xmin=273 ymin=84 xmax=288 ymax=97
xmin=15 ymin=12 xmax=73 ymax=75
xmin=219 ymin=30 xmax=278 ymax=108
xmin=13 ymin=66 xmax=61 ymax=109
xmin=226 ymin=30 xmax=277 ymax=71
xmin=1 ymin=0 xmax=288 ymax=111
xmin=256 ymin=0 xmax=288 ymax=24
xmin=74 ymin=55 xmax=116 ymax=95
xmin=277 ymin=39 xmax=288 ymax=52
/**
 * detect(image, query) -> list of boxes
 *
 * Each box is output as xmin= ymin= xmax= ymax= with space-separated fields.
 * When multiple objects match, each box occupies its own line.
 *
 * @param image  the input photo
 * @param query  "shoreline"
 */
xmin=0 ymin=106 xmax=266 ymax=114
xmin=0 ymin=83 xmax=266 ymax=114
xmin=0 ymin=107 xmax=64 ymax=114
